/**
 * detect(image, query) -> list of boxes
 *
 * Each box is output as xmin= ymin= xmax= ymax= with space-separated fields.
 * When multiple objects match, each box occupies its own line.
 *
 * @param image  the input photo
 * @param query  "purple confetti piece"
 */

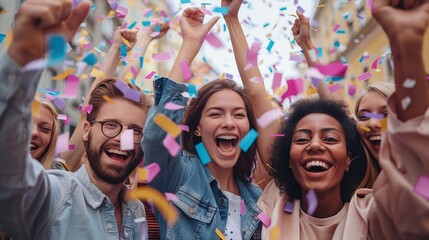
xmin=114 ymin=80 xmax=130 ymax=94
xmin=414 ymin=176 xmax=429 ymax=200
xmin=306 ymin=190 xmax=317 ymax=215
xmin=363 ymin=111 xmax=384 ymax=119
xmin=124 ymin=88 xmax=142 ymax=103
xmin=297 ymin=5 xmax=305 ymax=13
xmin=178 ymin=125 xmax=189 ymax=132
xmin=283 ymin=201 xmax=294 ymax=214
xmin=358 ymin=71 xmax=372 ymax=81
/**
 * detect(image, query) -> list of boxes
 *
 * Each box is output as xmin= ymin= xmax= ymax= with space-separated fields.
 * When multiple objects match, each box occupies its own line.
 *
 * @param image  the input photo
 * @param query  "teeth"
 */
xmin=369 ymin=135 xmax=381 ymax=141
xmin=106 ymin=149 xmax=128 ymax=157
xmin=217 ymin=135 xmax=237 ymax=140
xmin=305 ymin=161 xmax=329 ymax=170
xmin=30 ymin=144 xmax=35 ymax=148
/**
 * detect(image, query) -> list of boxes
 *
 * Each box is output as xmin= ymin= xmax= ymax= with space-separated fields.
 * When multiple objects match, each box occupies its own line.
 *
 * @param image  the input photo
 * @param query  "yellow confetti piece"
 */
xmin=0 ymin=9 xmax=7 ymax=14
xmin=90 ymin=68 xmax=105 ymax=79
xmin=108 ymin=10 xmax=116 ymax=17
xmin=136 ymin=167 xmax=149 ymax=182
xmin=80 ymin=74 xmax=89 ymax=79
xmin=266 ymin=162 xmax=277 ymax=173
xmin=257 ymin=178 xmax=266 ymax=187
xmin=359 ymin=125 xmax=371 ymax=132
xmin=32 ymin=99 xmax=40 ymax=118
xmin=81 ymin=29 xmax=88 ymax=37
xmin=123 ymin=72 xmax=134 ymax=81
xmin=274 ymin=86 xmax=287 ymax=96
xmin=318 ymin=4 xmax=326 ymax=7
xmin=128 ymin=0 xmax=136 ymax=6
xmin=121 ymin=37 xmax=131 ymax=48
xmin=52 ymin=68 xmax=75 ymax=80
xmin=154 ymin=113 xmax=182 ymax=138
xmin=126 ymin=186 xmax=178 ymax=225
xmin=103 ymin=95 xmax=115 ymax=104
xmin=215 ymin=228 xmax=226 ymax=240
xmin=5 ymin=29 xmax=13 ymax=48
xmin=380 ymin=118 xmax=388 ymax=131
xmin=269 ymin=224 xmax=280 ymax=240
xmin=307 ymin=85 xmax=317 ymax=96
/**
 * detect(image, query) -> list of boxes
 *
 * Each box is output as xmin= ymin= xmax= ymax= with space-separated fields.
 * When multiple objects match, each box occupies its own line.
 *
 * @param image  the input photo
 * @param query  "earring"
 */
xmin=194 ymin=130 xmax=200 ymax=136
xmin=345 ymin=167 xmax=349 ymax=172
xmin=289 ymin=163 xmax=292 ymax=169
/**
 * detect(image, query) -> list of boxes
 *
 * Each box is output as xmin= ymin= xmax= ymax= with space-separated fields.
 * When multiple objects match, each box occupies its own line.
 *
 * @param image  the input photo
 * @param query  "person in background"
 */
xmin=0 ymin=0 xmax=149 ymax=238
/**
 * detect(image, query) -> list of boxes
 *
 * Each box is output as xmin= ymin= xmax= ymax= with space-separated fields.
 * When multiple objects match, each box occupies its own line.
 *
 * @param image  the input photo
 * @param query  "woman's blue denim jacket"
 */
xmin=142 ymin=77 xmax=262 ymax=240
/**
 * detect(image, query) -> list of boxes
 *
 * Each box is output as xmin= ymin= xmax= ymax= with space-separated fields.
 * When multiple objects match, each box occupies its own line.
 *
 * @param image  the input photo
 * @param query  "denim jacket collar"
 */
xmin=75 ymin=165 xmax=105 ymax=209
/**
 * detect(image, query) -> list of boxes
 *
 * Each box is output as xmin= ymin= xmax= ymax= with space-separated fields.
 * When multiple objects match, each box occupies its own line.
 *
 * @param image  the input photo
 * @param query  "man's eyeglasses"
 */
xmin=90 ymin=120 xmax=143 ymax=144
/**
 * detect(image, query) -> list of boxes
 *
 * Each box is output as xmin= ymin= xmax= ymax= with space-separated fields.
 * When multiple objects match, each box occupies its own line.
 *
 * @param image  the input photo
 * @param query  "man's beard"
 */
xmin=85 ymin=131 xmax=142 ymax=184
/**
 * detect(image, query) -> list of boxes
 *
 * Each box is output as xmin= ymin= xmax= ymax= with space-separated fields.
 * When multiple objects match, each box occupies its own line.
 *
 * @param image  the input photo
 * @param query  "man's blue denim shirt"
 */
xmin=0 ymin=52 xmax=146 ymax=239
xmin=142 ymin=77 xmax=262 ymax=240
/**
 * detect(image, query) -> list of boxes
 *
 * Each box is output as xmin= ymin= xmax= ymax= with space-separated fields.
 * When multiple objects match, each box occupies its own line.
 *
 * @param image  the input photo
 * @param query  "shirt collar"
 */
xmin=74 ymin=165 xmax=106 ymax=209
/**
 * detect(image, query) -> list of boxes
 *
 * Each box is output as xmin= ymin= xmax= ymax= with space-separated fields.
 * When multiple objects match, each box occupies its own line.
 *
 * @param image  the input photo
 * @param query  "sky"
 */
xmin=167 ymin=0 xmax=319 ymax=91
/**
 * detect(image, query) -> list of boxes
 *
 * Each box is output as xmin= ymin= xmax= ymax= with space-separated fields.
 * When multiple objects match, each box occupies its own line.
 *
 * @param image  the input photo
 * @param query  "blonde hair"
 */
xmin=354 ymin=82 xmax=395 ymax=116
xmin=37 ymin=98 xmax=60 ymax=169
xmin=354 ymin=82 xmax=395 ymax=188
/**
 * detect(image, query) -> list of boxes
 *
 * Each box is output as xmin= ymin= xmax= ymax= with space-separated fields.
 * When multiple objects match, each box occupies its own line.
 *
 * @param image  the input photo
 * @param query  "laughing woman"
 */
xmin=142 ymin=8 xmax=262 ymax=240
xmin=258 ymin=1 xmax=429 ymax=239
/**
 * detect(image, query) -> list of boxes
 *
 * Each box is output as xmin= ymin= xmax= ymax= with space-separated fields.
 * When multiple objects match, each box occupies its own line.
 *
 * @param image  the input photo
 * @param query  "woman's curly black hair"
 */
xmin=270 ymin=98 xmax=367 ymax=202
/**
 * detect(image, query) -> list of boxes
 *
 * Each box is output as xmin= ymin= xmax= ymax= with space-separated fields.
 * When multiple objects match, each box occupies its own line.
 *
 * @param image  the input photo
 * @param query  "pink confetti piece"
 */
xmin=62 ymin=75 xmax=79 ymax=99
xmin=165 ymin=102 xmax=185 ymax=110
xmin=116 ymin=5 xmax=128 ymax=18
xmin=257 ymin=212 xmax=271 ymax=228
xmin=69 ymin=144 xmax=75 ymax=150
xmin=247 ymin=42 xmax=261 ymax=67
xmin=281 ymin=78 xmax=304 ymax=101
xmin=306 ymin=68 xmax=325 ymax=81
xmin=83 ymin=104 xmax=93 ymax=114
xmin=240 ymin=199 xmax=246 ymax=215
xmin=413 ymin=176 xmax=429 ymax=200
xmin=289 ymin=55 xmax=304 ymax=62
xmin=347 ymin=83 xmax=356 ymax=96
xmin=163 ymin=134 xmax=180 ymax=156
xmin=368 ymin=0 xmax=375 ymax=13
xmin=144 ymin=162 xmax=161 ymax=183
xmin=23 ymin=59 xmax=47 ymax=71
xmin=314 ymin=62 xmax=348 ymax=77
xmin=180 ymin=60 xmax=192 ymax=81
xmin=160 ymin=10 xmax=169 ymax=18
xmin=306 ymin=190 xmax=317 ymax=215
xmin=333 ymin=24 xmax=340 ymax=32
xmin=257 ymin=108 xmax=284 ymax=128
xmin=204 ymin=32 xmax=223 ymax=48
xmin=141 ymin=9 xmax=152 ymax=17
xmin=130 ymin=66 xmax=138 ymax=76
xmin=371 ymin=57 xmax=381 ymax=69
xmin=152 ymin=52 xmax=171 ymax=62
xmin=55 ymin=131 xmax=70 ymax=156
xmin=145 ymin=71 xmax=156 ymax=79
xmin=358 ymin=71 xmax=372 ymax=81
xmin=269 ymin=134 xmax=285 ymax=137
xmin=165 ymin=192 xmax=179 ymax=201
xmin=328 ymin=83 xmax=341 ymax=93
xmin=244 ymin=63 xmax=254 ymax=71
xmin=272 ymin=72 xmax=283 ymax=91
xmin=199 ymin=7 xmax=212 ymax=15
xmin=283 ymin=201 xmax=294 ymax=214
xmin=178 ymin=124 xmax=189 ymax=132
xmin=250 ymin=77 xmax=263 ymax=83
xmin=120 ymin=129 xmax=134 ymax=150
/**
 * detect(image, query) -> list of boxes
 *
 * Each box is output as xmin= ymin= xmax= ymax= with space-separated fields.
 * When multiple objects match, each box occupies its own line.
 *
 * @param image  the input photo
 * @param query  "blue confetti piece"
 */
xmin=340 ymin=56 xmax=348 ymax=64
xmin=163 ymin=17 xmax=170 ymax=23
xmin=317 ymin=47 xmax=323 ymax=58
xmin=47 ymin=34 xmax=67 ymax=65
xmin=142 ymin=21 xmax=151 ymax=27
xmin=223 ymin=24 xmax=227 ymax=32
xmin=280 ymin=7 xmax=287 ymax=11
xmin=82 ymin=52 xmax=98 ymax=66
xmin=0 ymin=34 xmax=6 ymax=44
xmin=336 ymin=29 xmax=346 ymax=34
xmin=145 ymin=11 xmax=154 ymax=18
xmin=195 ymin=142 xmax=211 ymax=165
xmin=139 ymin=57 xmax=144 ymax=69
xmin=90 ymin=4 xmax=95 ymax=11
xmin=155 ymin=25 xmax=161 ymax=32
xmin=201 ymin=2 xmax=211 ymax=5
xmin=267 ymin=40 xmax=274 ymax=52
xmin=331 ymin=76 xmax=345 ymax=82
xmin=120 ymin=44 xmax=127 ymax=57
xmin=188 ymin=84 xmax=198 ymax=98
xmin=180 ymin=0 xmax=191 ymax=3
xmin=239 ymin=129 xmax=258 ymax=152
xmin=359 ymin=55 xmax=365 ymax=63
xmin=121 ymin=60 xmax=127 ymax=66
xmin=333 ymin=41 xmax=340 ymax=48
xmin=213 ymin=7 xmax=229 ymax=15
xmin=127 ymin=21 xmax=137 ymax=29
xmin=263 ymin=23 xmax=270 ymax=28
